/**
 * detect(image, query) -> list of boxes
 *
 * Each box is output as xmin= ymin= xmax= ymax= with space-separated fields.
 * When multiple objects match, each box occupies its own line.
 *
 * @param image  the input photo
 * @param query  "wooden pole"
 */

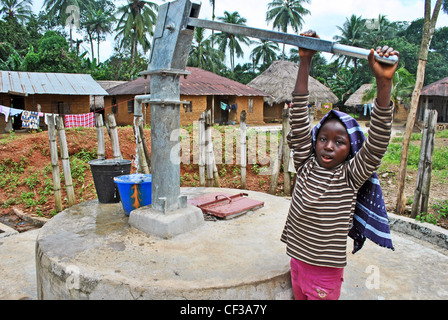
xmin=240 ymin=111 xmax=247 ymax=189
xmin=55 ymin=115 xmax=76 ymax=207
xmin=95 ymin=113 xmax=106 ymax=160
xmin=396 ymin=0 xmax=443 ymax=215
xmin=212 ymin=152 xmax=221 ymax=187
xmin=106 ymin=113 xmax=122 ymax=160
xmin=205 ymin=111 xmax=214 ymax=187
xmin=133 ymin=116 xmax=150 ymax=174
xmin=410 ymin=109 xmax=437 ymax=218
xmin=198 ymin=114 xmax=206 ymax=186
xmin=46 ymin=114 xmax=63 ymax=212
xmin=139 ymin=121 xmax=151 ymax=172
xmin=282 ymin=108 xmax=291 ymax=195
xmin=269 ymin=133 xmax=283 ymax=195
xmin=420 ymin=110 xmax=437 ymax=215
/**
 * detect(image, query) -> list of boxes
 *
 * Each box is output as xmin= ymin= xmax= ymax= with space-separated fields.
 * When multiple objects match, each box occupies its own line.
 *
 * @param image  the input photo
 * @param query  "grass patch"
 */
xmin=383 ymin=143 xmax=420 ymax=169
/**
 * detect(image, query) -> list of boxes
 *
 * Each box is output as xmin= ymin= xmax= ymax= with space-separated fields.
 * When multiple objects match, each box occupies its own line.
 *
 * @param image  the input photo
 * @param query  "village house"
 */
xmin=104 ymin=67 xmax=270 ymax=127
xmin=247 ymin=60 xmax=339 ymax=123
xmin=0 ymin=70 xmax=108 ymax=132
xmin=345 ymin=83 xmax=409 ymax=122
xmin=418 ymin=77 xmax=448 ymax=125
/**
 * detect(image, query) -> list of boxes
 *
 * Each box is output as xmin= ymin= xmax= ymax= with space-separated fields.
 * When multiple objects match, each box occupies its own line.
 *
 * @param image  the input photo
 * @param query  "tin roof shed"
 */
xmin=421 ymin=77 xmax=448 ymax=97
xmin=0 ymin=71 xmax=108 ymax=96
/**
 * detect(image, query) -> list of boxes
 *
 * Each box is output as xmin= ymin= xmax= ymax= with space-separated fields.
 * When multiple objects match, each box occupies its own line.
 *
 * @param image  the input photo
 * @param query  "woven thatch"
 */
xmin=247 ymin=60 xmax=338 ymax=106
xmin=345 ymin=84 xmax=374 ymax=107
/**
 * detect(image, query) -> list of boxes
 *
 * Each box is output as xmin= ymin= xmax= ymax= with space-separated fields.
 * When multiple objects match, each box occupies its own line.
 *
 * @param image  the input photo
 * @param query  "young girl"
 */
xmin=281 ymin=30 xmax=399 ymax=300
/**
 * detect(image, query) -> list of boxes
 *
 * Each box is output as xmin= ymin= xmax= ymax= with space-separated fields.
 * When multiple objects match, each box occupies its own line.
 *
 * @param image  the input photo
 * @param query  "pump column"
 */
xmin=128 ymin=0 xmax=204 ymax=238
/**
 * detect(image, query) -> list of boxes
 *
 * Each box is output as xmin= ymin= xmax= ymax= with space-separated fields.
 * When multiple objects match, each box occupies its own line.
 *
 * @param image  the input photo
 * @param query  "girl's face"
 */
xmin=315 ymin=119 xmax=351 ymax=169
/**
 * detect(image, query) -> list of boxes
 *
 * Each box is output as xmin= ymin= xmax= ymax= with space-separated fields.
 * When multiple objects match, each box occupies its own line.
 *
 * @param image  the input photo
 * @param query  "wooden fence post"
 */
xmin=55 ymin=115 xmax=76 ymax=207
xmin=46 ymin=114 xmax=63 ymax=212
xmin=139 ymin=121 xmax=151 ymax=172
xmin=204 ymin=110 xmax=220 ymax=187
xmin=106 ymin=113 xmax=122 ymax=160
xmin=95 ymin=113 xmax=106 ymax=160
xmin=198 ymin=114 xmax=206 ymax=186
xmin=269 ymin=133 xmax=283 ymax=194
xmin=240 ymin=111 xmax=247 ymax=189
xmin=411 ymin=109 xmax=438 ymax=218
xmin=205 ymin=111 xmax=214 ymax=187
xmin=133 ymin=116 xmax=150 ymax=174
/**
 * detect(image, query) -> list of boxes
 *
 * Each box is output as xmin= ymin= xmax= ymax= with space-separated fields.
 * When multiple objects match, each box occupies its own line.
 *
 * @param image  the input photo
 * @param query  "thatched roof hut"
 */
xmin=247 ymin=60 xmax=338 ymax=106
xmin=344 ymin=84 xmax=374 ymax=107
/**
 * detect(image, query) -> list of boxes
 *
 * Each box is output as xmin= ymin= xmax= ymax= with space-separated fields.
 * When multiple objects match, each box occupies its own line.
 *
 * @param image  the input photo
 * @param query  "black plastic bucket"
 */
xmin=88 ymin=159 xmax=132 ymax=203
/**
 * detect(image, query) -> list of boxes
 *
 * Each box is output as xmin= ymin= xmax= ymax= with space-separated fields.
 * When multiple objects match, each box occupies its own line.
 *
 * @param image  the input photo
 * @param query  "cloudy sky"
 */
xmin=32 ymin=0 xmax=448 ymax=64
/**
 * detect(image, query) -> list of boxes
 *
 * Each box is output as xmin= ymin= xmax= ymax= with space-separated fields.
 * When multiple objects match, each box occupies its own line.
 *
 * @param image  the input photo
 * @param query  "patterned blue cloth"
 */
xmin=312 ymin=109 xmax=394 ymax=254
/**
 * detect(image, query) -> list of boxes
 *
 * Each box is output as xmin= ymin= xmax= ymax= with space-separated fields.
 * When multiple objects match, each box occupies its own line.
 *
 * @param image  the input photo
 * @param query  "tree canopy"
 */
xmin=1 ymin=0 xmax=448 ymax=96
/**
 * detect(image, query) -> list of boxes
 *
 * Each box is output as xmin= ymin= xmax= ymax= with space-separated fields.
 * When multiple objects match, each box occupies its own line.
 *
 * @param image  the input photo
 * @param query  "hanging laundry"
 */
xmin=0 ymin=105 xmax=10 ymax=122
xmin=220 ymin=102 xmax=229 ymax=111
xmin=231 ymin=104 xmax=238 ymax=112
xmin=64 ymin=112 xmax=95 ymax=128
xmin=9 ymin=107 xmax=23 ymax=117
xmin=21 ymin=110 xmax=40 ymax=129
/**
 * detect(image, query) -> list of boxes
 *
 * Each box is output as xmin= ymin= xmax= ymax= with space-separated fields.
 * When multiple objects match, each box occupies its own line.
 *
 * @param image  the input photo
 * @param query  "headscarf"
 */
xmin=312 ymin=109 xmax=394 ymax=254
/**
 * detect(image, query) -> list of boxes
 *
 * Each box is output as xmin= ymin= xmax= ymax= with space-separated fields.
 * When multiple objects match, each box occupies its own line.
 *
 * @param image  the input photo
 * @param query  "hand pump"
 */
xmin=130 ymin=0 xmax=397 ymax=238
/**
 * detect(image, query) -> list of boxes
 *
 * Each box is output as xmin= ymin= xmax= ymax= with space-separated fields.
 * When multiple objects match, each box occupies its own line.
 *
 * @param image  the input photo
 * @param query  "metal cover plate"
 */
xmin=188 ymin=192 xmax=264 ymax=219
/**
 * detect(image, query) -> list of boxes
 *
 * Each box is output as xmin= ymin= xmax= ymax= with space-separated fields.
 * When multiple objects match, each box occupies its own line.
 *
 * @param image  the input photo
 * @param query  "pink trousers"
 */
xmin=290 ymin=258 xmax=344 ymax=300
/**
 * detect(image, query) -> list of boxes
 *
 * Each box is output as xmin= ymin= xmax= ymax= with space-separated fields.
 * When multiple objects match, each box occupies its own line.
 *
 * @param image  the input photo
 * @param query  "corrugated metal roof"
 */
xmin=0 ymin=71 xmax=109 ymax=96
xmin=421 ymin=77 xmax=448 ymax=97
xmin=107 ymin=67 xmax=270 ymax=97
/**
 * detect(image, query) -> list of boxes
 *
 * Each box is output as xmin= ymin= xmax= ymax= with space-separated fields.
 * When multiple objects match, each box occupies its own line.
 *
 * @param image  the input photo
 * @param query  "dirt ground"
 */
xmin=0 ymin=124 xmax=447 ymax=232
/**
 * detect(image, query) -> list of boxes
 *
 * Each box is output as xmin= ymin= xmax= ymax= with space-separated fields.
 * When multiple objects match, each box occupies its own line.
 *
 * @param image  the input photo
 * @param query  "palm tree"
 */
xmin=333 ymin=14 xmax=367 ymax=68
xmin=363 ymin=67 xmax=415 ymax=107
xmin=215 ymin=11 xmax=252 ymax=72
xmin=250 ymin=39 xmax=279 ymax=67
xmin=327 ymin=67 xmax=363 ymax=103
xmin=115 ymin=0 xmax=158 ymax=64
xmin=187 ymin=27 xmax=224 ymax=73
xmin=0 ymin=0 xmax=33 ymax=23
xmin=83 ymin=7 xmax=115 ymax=64
xmin=265 ymin=0 xmax=311 ymax=58
xmin=43 ymin=0 xmax=92 ymax=49
xmin=364 ymin=14 xmax=400 ymax=49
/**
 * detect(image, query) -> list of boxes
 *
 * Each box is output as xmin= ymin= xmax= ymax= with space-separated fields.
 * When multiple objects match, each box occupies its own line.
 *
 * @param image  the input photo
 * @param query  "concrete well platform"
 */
xmin=35 ymin=187 xmax=293 ymax=300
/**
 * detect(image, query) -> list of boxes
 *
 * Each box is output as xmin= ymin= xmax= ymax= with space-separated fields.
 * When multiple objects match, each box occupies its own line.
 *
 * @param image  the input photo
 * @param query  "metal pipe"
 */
xmin=187 ymin=17 xmax=398 ymax=65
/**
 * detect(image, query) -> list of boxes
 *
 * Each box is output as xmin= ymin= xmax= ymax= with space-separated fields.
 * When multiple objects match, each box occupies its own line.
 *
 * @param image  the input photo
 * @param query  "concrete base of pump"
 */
xmin=128 ymin=204 xmax=204 ymax=239
xmin=35 ymin=187 xmax=293 ymax=300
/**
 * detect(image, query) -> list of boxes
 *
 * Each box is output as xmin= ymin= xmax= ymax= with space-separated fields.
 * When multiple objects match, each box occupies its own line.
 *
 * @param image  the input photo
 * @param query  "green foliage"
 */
xmin=1 ymin=0 xmax=448 ymax=99
xmin=432 ymin=147 xmax=448 ymax=171
xmin=22 ymin=31 xmax=85 ymax=73
xmin=73 ymin=148 xmax=97 ymax=162
xmin=416 ymin=199 xmax=448 ymax=225
xmin=382 ymin=143 xmax=420 ymax=169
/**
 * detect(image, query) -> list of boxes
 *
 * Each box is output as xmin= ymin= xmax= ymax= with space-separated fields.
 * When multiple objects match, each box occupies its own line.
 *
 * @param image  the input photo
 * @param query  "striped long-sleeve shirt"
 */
xmin=281 ymin=93 xmax=393 ymax=268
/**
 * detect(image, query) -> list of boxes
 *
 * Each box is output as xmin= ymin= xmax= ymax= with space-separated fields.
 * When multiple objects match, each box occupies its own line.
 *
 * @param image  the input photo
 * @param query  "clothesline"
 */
xmin=0 ymin=105 xmax=99 ymax=129
xmin=0 ymin=96 xmax=138 ymax=130
xmin=0 ymin=95 xmax=136 ymax=120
